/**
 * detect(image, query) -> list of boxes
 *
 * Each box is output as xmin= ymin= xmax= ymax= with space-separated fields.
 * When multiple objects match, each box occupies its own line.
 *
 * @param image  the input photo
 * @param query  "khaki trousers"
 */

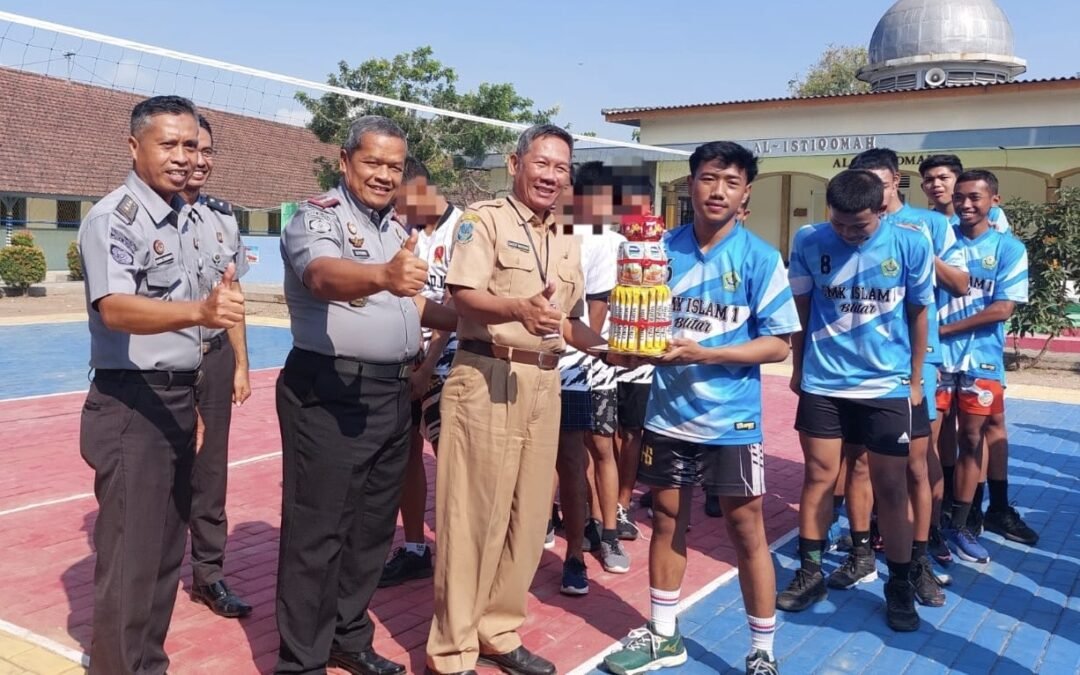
xmin=426 ymin=349 xmax=561 ymax=673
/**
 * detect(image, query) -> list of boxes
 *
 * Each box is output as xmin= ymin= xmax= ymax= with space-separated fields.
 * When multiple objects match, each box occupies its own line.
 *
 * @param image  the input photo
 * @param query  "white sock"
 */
xmin=405 ymin=541 xmax=427 ymax=556
xmin=747 ymin=613 xmax=776 ymax=658
xmin=649 ymin=587 xmax=680 ymax=637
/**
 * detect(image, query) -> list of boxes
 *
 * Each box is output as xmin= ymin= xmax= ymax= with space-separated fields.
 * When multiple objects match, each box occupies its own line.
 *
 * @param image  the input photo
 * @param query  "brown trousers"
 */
xmin=426 ymin=349 xmax=561 ymax=673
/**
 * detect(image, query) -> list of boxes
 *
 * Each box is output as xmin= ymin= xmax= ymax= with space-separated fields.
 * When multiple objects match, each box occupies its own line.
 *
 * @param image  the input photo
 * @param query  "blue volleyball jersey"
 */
xmin=788 ymin=219 xmax=935 ymax=399
xmin=938 ymin=227 xmax=1028 ymax=381
xmin=644 ymin=223 xmax=799 ymax=445
xmin=884 ymin=204 xmax=965 ymax=365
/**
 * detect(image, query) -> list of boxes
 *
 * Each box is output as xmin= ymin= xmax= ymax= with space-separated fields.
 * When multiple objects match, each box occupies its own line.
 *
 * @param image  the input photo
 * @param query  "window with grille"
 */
xmin=0 ymin=197 xmax=27 ymax=225
xmin=268 ymin=210 xmax=281 ymax=235
xmin=234 ymin=208 xmax=250 ymax=234
xmin=57 ymin=200 xmax=81 ymax=228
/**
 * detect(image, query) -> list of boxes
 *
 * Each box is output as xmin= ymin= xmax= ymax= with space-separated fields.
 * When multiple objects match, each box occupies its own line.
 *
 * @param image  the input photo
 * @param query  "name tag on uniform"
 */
xmin=507 ymin=240 xmax=531 ymax=253
xmin=352 ymin=249 xmax=370 ymax=259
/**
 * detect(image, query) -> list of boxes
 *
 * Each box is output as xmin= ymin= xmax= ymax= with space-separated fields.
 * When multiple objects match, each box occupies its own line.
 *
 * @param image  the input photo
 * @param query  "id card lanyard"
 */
xmin=506 ymin=198 xmax=551 ymax=287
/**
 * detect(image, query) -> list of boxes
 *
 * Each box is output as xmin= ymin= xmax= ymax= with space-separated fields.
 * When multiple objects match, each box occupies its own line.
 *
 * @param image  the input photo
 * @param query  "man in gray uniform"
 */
xmin=275 ymin=115 xmax=456 ymax=675
xmin=78 ymin=95 xmax=245 ymax=675
xmin=182 ymin=114 xmax=253 ymax=618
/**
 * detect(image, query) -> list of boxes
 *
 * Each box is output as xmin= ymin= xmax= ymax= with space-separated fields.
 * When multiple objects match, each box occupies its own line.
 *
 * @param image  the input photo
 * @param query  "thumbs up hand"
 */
xmin=199 ymin=262 xmax=245 ymax=329
xmin=519 ymin=281 xmax=563 ymax=337
xmin=384 ymin=231 xmax=429 ymax=297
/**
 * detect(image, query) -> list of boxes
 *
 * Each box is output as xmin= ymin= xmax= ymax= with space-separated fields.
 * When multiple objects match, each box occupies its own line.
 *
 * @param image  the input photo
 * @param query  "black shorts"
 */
xmin=411 ymin=399 xmax=422 ymax=428
xmin=616 ymin=382 xmax=650 ymax=430
xmin=637 ymin=430 xmax=766 ymax=497
xmin=794 ymin=392 xmax=929 ymax=457
xmin=561 ymin=389 xmax=617 ymax=435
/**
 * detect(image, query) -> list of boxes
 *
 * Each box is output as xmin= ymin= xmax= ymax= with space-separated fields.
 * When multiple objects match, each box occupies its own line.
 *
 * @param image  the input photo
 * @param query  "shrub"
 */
xmin=1006 ymin=187 xmax=1080 ymax=367
xmin=0 ymin=231 xmax=47 ymax=293
xmin=67 ymin=239 xmax=83 ymax=280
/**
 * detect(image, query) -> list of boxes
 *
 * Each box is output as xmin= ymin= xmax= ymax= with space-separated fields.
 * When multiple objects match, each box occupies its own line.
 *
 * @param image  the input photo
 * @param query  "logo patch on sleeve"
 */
xmin=110 ymin=244 xmax=134 ymax=265
xmin=734 ymin=421 xmax=757 ymax=431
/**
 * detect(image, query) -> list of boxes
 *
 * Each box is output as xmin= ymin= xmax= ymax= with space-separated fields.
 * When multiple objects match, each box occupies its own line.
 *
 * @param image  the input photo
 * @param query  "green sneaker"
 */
xmin=603 ymin=622 xmax=687 ymax=674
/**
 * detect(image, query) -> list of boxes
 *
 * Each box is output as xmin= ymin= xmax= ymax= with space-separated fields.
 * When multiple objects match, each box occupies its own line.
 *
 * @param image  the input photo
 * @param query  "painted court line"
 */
xmin=566 ymin=526 xmax=801 ymax=675
xmin=0 ymin=452 xmax=282 ymax=519
xmin=0 ymin=367 xmax=282 ymax=404
xmin=0 ymin=617 xmax=87 ymax=667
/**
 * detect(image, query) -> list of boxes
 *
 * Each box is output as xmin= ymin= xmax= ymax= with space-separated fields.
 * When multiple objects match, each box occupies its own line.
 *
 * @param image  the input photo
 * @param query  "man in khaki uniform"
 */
xmin=426 ymin=125 xmax=610 ymax=675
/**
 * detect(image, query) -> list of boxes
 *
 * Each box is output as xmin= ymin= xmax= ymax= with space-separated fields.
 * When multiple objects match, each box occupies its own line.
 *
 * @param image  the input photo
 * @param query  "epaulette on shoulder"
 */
xmin=204 ymin=195 xmax=233 ymax=216
xmin=468 ymin=198 xmax=505 ymax=211
xmin=307 ymin=195 xmax=340 ymax=209
xmin=114 ymin=194 xmax=139 ymax=225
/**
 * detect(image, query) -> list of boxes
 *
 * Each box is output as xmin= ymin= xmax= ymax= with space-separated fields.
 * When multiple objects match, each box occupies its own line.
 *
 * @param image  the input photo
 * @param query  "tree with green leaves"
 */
xmin=1003 ymin=189 xmax=1080 ymax=367
xmin=297 ymin=47 xmax=558 ymax=203
xmin=788 ymin=45 xmax=871 ymax=97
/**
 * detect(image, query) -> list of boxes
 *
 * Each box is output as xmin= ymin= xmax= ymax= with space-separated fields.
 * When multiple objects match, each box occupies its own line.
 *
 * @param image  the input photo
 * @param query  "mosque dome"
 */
xmin=859 ymin=0 xmax=1026 ymax=92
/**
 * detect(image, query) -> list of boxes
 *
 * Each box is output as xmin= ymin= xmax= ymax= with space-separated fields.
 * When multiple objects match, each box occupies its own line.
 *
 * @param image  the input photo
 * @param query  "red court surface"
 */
xmin=0 ymin=369 xmax=804 ymax=674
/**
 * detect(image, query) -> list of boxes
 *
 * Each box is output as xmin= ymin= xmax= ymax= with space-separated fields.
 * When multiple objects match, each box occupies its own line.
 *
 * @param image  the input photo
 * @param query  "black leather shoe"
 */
xmin=328 ymin=649 xmax=405 ymax=675
xmin=477 ymin=646 xmax=555 ymax=675
xmin=424 ymin=669 xmax=477 ymax=675
xmin=191 ymin=580 xmax=252 ymax=618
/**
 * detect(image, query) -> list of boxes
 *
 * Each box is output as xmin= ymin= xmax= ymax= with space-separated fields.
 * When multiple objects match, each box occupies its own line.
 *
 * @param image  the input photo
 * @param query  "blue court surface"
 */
xmin=0 ymin=321 xmax=293 ymax=399
xmin=589 ymin=398 xmax=1079 ymax=674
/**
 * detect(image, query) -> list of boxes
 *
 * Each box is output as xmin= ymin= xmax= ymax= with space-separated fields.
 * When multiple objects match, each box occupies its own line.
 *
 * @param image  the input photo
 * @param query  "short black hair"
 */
xmin=919 ymin=154 xmax=963 ymax=178
xmin=955 ymin=169 xmax=999 ymax=195
xmin=689 ymin=141 xmax=758 ymax=183
xmin=516 ymin=124 xmax=574 ymax=158
xmin=827 ymin=170 xmax=885 ymax=214
xmin=197 ymin=114 xmax=212 ymax=139
xmin=573 ymin=161 xmax=615 ymax=195
xmin=850 ymin=147 xmax=899 ymax=175
xmin=403 ymin=156 xmax=430 ymax=183
xmin=130 ymin=95 xmax=197 ymax=137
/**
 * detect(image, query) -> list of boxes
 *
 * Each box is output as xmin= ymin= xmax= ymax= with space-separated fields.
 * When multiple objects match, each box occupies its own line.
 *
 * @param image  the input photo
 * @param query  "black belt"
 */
xmin=202 ymin=333 xmax=225 ymax=354
xmin=294 ymin=348 xmax=412 ymax=380
xmin=95 ymin=369 xmax=201 ymax=388
xmin=459 ymin=339 xmax=560 ymax=371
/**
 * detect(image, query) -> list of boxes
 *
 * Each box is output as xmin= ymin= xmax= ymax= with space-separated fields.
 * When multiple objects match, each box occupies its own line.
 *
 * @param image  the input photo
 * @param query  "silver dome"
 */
xmin=868 ymin=0 xmax=1016 ymax=64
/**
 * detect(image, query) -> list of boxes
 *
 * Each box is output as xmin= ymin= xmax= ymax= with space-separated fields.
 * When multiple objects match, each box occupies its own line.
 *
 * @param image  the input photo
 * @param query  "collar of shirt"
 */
xmin=123 ymin=171 xmax=184 ymax=227
xmin=337 ymin=181 xmax=396 ymax=231
xmin=507 ymin=193 xmax=557 ymax=233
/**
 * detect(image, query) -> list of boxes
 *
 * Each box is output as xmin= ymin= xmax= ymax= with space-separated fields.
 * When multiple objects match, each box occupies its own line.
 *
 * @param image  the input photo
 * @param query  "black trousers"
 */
xmin=190 ymin=338 xmax=236 ymax=586
xmin=80 ymin=377 xmax=196 ymax=675
xmin=274 ymin=349 xmax=412 ymax=674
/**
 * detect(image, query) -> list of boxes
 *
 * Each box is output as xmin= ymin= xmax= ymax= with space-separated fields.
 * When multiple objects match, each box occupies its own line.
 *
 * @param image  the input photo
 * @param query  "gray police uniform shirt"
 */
xmin=78 ymin=171 xmax=203 ymax=371
xmin=280 ymin=182 xmax=420 ymax=363
xmin=191 ymin=195 xmax=249 ymax=339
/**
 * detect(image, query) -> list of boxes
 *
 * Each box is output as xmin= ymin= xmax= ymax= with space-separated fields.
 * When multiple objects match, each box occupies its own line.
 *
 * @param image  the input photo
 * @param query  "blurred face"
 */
xmin=865 ymin=167 xmax=900 ymax=211
xmin=921 ymin=166 xmax=958 ymax=209
xmin=396 ymin=176 xmax=445 ymax=227
xmin=129 ymin=112 xmax=198 ymax=199
xmin=186 ymin=127 xmax=214 ymax=192
xmin=952 ymin=180 xmax=999 ymax=229
xmin=340 ymin=132 xmax=407 ymax=211
xmin=690 ymin=159 xmax=750 ymax=228
xmin=830 ymin=208 xmax=880 ymax=246
xmin=617 ymin=191 xmax=652 ymax=217
xmin=574 ymin=185 xmax=615 ymax=225
xmin=509 ymin=135 xmax=572 ymax=213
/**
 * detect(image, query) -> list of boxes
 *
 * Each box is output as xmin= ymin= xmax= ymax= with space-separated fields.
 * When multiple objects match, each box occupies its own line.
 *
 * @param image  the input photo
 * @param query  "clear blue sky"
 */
xmin=1 ymin=0 xmax=1076 ymax=140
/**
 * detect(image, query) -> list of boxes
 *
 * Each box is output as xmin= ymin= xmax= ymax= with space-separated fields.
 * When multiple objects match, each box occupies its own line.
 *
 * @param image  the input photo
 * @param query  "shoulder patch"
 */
xmin=307 ymin=195 xmax=341 ymax=209
xmin=456 ymin=221 xmax=475 ymax=244
xmin=204 ymin=195 xmax=233 ymax=216
xmin=115 ymin=195 xmax=139 ymax=225
xmin=305 ymin=210 xmax=336 ymax=234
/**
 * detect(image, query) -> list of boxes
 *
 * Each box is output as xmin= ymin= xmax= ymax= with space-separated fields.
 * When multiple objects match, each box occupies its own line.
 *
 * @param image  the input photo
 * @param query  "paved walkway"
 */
xmin=0 ymin=317 xmax=1076 ymax=674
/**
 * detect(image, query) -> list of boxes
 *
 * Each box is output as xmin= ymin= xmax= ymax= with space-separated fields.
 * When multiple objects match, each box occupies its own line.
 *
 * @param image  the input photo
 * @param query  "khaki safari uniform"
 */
xmin=426 ymin=194 xmax=584 ymax=673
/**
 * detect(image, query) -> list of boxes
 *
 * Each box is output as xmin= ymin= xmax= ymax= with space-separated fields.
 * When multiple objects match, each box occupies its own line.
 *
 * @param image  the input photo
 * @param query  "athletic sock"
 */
xmin=973 ymin=482 xmax=985 ymax=511
xmin=404 ymin=541 xmax=427 ymax=556
xmin=950 ymin=501 xmax=973 ymax=531
xmin=942 ymin=465 xmax=955 ymax=503
xmin=988 ymin=479 xmax=1009 ymax=512
xmin=601 ymin=528 xmax=619 ymax=544
xmin=851 ymin=530 xmax=872 ymax=555
xmin=747 ymin=613 xmax=776 ymax=659
xmin=886 ymin=559 xmax=912 ymax=582
xmin=912 ymin=540 xmax=928 ymax=560
xmin=798 ymin=537 xmax=825 ymax=575
xmin=649 ymin=587 xmax=680 ymax=637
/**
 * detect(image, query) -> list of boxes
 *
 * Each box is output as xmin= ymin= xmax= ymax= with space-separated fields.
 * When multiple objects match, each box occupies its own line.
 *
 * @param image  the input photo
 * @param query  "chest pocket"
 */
xmin=495 ymin=247 xmax=537 ymax=297
xmin=556 ymin=258 xmax=580 ymax=315
xmin=145 ymin=263 xmax=182 ymax=299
